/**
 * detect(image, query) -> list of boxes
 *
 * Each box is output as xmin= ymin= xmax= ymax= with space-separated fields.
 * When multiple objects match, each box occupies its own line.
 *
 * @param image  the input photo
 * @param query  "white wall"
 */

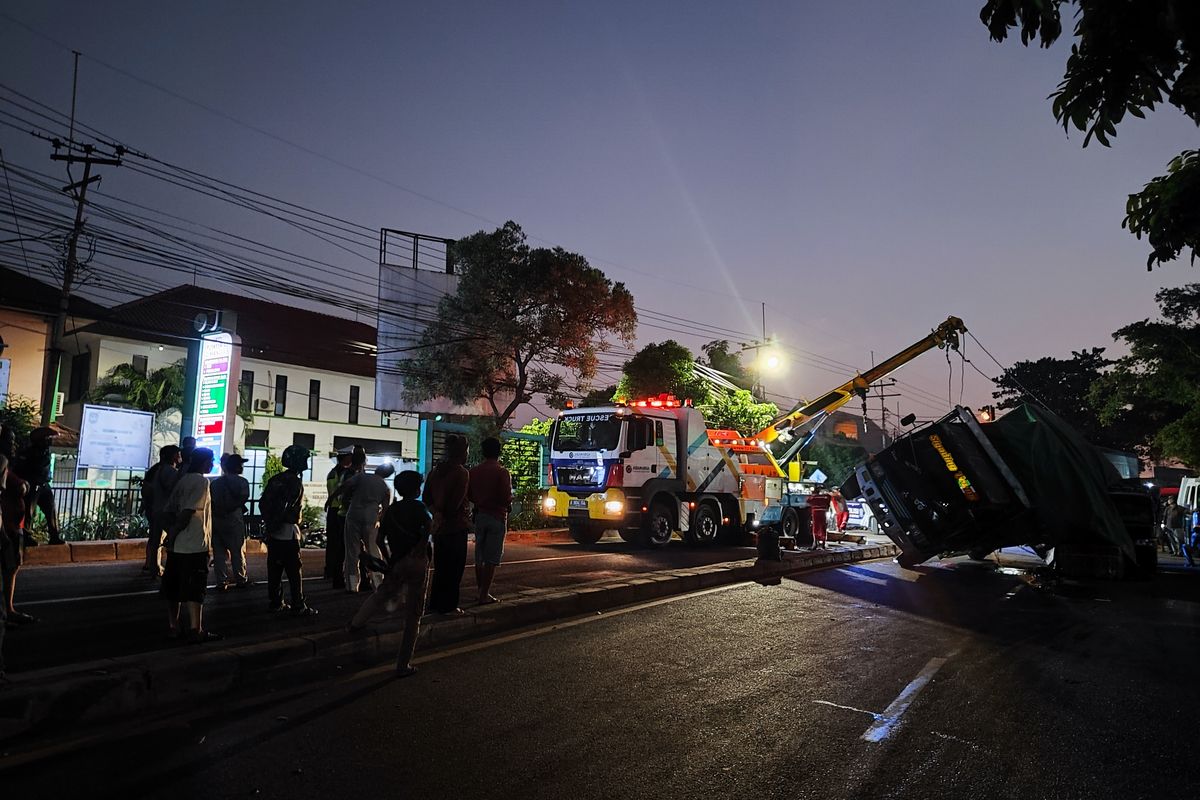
xmin=0 ymin=309 xmax=48 ymax=404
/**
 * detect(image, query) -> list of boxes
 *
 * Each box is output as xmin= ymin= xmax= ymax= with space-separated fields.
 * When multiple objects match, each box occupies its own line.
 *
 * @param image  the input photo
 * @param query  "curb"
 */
xmin=20 ymin=529 xmax=575 ymax=567
xmin=0 ymin=542 xmax=897 ymax=742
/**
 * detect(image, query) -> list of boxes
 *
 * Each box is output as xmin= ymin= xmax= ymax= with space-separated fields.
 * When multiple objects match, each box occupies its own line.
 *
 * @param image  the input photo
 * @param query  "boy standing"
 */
xmin=162 ymin=447 xmax=220 ymax=643
xmin=211 ymin=453 xmax=251 ymax=589
xmin=468 ymin=437 xmax=512 ymax=605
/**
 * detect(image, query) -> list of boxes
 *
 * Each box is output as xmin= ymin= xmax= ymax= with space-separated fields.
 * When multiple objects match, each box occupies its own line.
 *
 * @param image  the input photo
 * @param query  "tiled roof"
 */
xmin=73 ymin=285 xmax=378 ymax=378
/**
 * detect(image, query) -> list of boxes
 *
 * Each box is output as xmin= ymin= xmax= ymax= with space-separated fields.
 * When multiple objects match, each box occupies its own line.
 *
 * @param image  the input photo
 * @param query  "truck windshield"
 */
xmin=552 ymin=414 xmax=623 ymax=452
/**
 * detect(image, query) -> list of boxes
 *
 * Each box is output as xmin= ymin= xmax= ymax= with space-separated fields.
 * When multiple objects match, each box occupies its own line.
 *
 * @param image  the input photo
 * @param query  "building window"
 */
xmin=132 ymin=354 xmax=148 ymax=376
xmin=245 ymin=429 xmax=269 ymax=448
xmin=68 ymin=351 xmax=91 ymax=402
xmin=833 ymin=420 xmax=859 ymax=440
xmin=274 ymin=375 xmax=287 ymax=416
xmin=308 ymin=380 xmax=321 ymax=421
xmin=293 ymin=432 xmax=316 ymax=452
xmin=239 ymin=370 xmax=255 ymax=414
xmin=348 ymin=385 xmax=360 ymax=425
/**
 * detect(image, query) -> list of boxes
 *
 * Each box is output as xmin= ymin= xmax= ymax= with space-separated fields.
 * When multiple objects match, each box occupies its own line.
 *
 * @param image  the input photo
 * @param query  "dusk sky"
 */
xmin=2 ymin=1 xmax=1197 ymax=423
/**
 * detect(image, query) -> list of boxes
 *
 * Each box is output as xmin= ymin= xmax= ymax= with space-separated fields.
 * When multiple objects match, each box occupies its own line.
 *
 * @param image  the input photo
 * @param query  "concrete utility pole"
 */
xmin=40 ymin=142 xmax=122 ymax=424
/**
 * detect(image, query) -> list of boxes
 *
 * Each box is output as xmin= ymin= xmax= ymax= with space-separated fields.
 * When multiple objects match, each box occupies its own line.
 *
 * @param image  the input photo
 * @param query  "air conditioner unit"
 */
xmin=53 ymin=391 xmax=65 ymax=417
xmin=254 ymin=399 xmax=272 ymax=412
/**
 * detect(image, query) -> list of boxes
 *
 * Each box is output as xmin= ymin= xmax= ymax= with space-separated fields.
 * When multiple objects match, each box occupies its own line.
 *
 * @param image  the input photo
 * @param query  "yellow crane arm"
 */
xmin=756 ymin=316 xmax=967 ymax=444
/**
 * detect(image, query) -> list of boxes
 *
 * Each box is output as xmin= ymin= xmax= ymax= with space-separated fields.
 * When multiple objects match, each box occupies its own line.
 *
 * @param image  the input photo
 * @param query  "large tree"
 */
xmin=701 ymin=340 xmax=753 ymax=389
xmin=992 ymin=347 xmax=1144 ymax=449
xmin=697 ymin=389 xmax=779 ymax=438
xmin=614 ymin=340 xmax=711 ymax=404
xmin=981 ymin=1 xmax=1199 ymax=268
xmin=1090 ymin=284 xmax=1200 ymax=467
xmin=398 ymin=222 xmax=637 ymax=428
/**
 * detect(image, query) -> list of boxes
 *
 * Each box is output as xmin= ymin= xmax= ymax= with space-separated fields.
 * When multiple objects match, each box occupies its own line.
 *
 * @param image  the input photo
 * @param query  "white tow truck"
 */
xmin=541 ymin=317 xmax=967 ymax=547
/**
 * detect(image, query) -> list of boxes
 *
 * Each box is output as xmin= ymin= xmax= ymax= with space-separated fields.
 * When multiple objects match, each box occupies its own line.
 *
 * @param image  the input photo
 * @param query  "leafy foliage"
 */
xmin=0 ymin=395 xmax=40 ymax=446
xmin=501 ymin=418 xmax=553 ymax=530
xmin=992 ymin=347 xmax=1144 ymax=450
xmin=981 ymin=1 xmax=1199 ymax=267
xmin=90 ymin=358 xmax=186 ymax=414
xmin=398 ymin=222 xmax=637 ymax=428
xmin=577 ymin=385 xmax=619 ymax=407
xmin=1090 ymin=284 xmax=1200 ymax=467
xmin=806 ymin=441 xmax=869 ymax=487
xmin=614 ymin=340 xmax=711 ymax=404
xmin=701 ymin=340 xmax=752 ymax=389
xmin=262 ymin=451 xmax=284 ymax=484
xmin=697 ymin=389 xmax=778 ymax=437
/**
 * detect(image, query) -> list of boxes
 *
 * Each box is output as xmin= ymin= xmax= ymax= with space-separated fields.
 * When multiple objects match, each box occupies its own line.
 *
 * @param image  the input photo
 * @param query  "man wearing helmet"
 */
xmin=258 ymin=444 xmax=318 ymax=616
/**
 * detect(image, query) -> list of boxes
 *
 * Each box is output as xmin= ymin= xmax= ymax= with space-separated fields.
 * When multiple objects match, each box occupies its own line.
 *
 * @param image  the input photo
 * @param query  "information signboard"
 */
xmin=193 ymin=332 xmax=239 ymax=475
xmin=78 ymin=404 xmax=155 ymax=469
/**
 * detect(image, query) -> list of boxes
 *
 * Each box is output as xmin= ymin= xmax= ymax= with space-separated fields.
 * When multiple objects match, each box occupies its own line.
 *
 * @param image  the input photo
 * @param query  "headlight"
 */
xmin=543 ymin=496 xmax=557 ymax=512
xmin=603 ymin=499 xmax=624 ymax=515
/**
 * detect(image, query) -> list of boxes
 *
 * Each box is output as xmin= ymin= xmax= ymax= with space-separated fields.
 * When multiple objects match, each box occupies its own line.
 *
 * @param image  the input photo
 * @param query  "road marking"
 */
xmin=21 ymin=581 xmax=269 ymax=606
xmin=861 ymin=655 xmax=951 ymax=743
xmin=812 ymin=700 xmax=881 ymax=719
xmin=324 ymin=582 xmax=751 ymax=680
xmin=931 ymin=730 xmax=980 ymax=750
xmin=836 ymin=567 xmax=888 ymax=586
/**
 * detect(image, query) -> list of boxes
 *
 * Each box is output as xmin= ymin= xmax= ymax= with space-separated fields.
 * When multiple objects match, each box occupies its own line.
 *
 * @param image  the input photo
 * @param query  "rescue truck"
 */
xmin=541 ymin=317 xmax=968 ymax=547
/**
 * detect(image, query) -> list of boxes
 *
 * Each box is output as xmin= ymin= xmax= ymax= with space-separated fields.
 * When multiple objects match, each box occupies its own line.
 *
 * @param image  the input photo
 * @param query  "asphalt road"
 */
xmin=6 ymin=552 xmax=1197 ymax=799
xmin=7 ymin=535 xmax=770 ymax=672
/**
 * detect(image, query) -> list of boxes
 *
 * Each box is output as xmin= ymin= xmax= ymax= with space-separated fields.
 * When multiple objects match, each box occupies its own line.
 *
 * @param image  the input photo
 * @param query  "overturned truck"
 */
xmin=843 ymin=404 xmax=1157 ymax=579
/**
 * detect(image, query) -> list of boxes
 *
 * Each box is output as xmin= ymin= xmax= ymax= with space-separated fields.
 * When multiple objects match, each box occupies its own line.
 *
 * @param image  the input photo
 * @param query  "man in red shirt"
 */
xmin=468 ymin=437 xmax=512 ymax=605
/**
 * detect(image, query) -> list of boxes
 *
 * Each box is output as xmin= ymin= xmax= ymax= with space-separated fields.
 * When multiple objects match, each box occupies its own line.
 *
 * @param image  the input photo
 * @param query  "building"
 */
xmin=65 ymin=285 xmax=418 ymax=506
xmin=0 ymin=264 xmax=105 ymax=411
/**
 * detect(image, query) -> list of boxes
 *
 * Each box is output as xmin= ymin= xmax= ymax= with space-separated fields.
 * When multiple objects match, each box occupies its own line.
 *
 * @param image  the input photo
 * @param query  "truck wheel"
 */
xmin=569 ymin=523 xmax=604 ymax=545
xmin=639 ymin=501 xmax=675 ymax=548
xmin=685 ymin=502 xmax=720 ymax=547
xmin=781 ymin=507 xmax=811 ymax=548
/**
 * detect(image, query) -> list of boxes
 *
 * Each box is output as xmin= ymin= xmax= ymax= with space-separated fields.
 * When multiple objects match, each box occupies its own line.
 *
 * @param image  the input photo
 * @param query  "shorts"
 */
xmin=161 ymin=551 xmax=209 ymax=603
xmin=473 ymin=512 xmax=507 ymax=566
xmin=0 ymin=532 xmax=21 ymax=572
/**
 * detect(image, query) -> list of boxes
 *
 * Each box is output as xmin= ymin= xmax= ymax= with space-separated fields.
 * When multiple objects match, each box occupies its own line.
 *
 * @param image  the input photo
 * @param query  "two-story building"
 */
xmin=64 ymin=284 xmax=419 ymax=505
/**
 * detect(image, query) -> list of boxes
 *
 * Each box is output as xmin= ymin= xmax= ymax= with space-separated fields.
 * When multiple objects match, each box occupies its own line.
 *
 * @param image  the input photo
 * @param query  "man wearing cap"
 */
xmin=211 ymin=453 xmax=251 ymax=590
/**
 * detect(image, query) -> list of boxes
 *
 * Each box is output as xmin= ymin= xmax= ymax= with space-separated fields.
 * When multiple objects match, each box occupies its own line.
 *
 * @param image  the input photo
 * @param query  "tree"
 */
xmin=90 ymin=359 xmax=186 ymax=415
xmin=981 ymin=1 xmax=1199 ymax=268
xmin=578 ymin=385 xmax=618 ymax=407
xmin=1090 ymin=284 xmax=1200 ymax=467
xmin=697 ymin=389 xmax=778 ymax=437
xmin=614 ymin=340 xmax=711 ymax=404
xmin=701 ymin=340 xmax=752 ymax=389
xmin=398 ymin=222 xmax=637 ymax=429
xmin=0 ymin=395 xmax=40 ymax=446
xmin=992 ymin=347 xmax=1143 ymax=449
xmin=806 ymin=440 xmax=869 ymax=487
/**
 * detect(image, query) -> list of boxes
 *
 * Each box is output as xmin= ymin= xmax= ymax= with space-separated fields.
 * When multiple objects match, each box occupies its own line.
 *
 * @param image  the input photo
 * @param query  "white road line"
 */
xmin=812 ymin=699 xmax=881 ymax=719
xmin=861 ymin=655 xmax=951 ymax=743
xmin=836 ymin=567 xmax=888 ymax=586
xmin=22 ymin=581 xmax=269 ymax=606
xmin=503 ymin=553 xmax=620 ymax=565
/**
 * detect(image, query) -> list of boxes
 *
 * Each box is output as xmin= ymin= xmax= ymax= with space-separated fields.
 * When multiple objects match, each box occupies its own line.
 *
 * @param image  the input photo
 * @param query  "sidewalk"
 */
xmin=0 ymin=537 xmax=898 ymax=742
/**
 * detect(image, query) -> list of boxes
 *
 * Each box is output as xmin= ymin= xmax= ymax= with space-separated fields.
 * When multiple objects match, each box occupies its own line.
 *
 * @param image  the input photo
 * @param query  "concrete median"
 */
xmin=0 ymin=541 xmax=896 ymax=743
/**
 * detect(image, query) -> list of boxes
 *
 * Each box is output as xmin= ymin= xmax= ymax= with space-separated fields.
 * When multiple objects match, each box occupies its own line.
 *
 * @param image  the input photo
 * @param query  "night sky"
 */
xmin=2 ymin=1 xmax=1196 ymax=422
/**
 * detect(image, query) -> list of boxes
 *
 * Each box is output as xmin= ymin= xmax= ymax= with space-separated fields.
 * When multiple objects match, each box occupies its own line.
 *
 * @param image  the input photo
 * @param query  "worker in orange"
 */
xmin=806 ymin=487 xmax=831 ymax=550
xmin=829 ymin=487 xmax=849 ymax=534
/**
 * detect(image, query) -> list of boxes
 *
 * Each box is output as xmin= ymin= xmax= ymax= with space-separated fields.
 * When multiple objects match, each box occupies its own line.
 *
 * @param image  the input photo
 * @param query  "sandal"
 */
xmin=291 ymin=605 xmax=319 ymax=618
xmin=7 ymin=611 xmax=38 ymax=626
xmin=395 ymin=665 xmax=418 ymax=679
xmin=188 ymin=630 xmax=223 ymax=644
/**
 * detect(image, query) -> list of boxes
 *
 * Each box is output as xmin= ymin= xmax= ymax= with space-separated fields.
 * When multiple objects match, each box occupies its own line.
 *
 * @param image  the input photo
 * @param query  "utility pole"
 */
xmin=867 ymin=351 xmax=901 ymax=446
xmin=40 ymin=143 xmax=121 ymax=424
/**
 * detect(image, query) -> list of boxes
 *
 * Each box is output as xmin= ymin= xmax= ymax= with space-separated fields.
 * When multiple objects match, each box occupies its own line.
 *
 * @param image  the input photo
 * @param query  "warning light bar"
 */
xmin=632 ymin=394 xmax=685 ymax=408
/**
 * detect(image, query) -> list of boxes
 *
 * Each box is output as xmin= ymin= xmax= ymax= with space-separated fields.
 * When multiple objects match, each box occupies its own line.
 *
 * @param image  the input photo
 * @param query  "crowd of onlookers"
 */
xmin=15 ymin=431 xmax=510 ymax=679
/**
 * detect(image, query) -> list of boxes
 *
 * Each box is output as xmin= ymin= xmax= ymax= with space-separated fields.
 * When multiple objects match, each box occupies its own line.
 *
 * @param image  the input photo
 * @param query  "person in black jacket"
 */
xmin=259 ymin=445 xmax=317 ymax=616
xmin=347 ymin=470 xmax=432 ymax=677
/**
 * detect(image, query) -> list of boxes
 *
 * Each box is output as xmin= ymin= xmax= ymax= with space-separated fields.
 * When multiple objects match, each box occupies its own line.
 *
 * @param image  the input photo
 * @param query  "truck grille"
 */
xmin=556 ymin=465 xmax=604 ymax=486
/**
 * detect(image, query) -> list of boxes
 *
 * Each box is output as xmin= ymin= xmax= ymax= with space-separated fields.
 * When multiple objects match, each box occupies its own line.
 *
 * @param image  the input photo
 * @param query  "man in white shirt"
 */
xmin=162 ymin=447 xmax=221 ymax=643
xmin=339 ymin=463 xmax=395 ymax=592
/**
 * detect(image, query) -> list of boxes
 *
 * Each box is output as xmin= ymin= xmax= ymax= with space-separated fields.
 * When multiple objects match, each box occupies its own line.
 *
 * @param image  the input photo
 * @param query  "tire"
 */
xmin=639 ymin=500 xmax=675 ymax=548
xmin=781 ymin=507 xmax=811 ymax=548
xmin=569 ymin=523 xmax=604 ymax=545
xmin=685 ymin=501 xmax=720 ymax=547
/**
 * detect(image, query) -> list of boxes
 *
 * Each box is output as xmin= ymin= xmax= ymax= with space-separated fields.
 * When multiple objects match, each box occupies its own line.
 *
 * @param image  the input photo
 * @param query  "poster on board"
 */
xmin=79 ymin=404 xmax=156 ymax=470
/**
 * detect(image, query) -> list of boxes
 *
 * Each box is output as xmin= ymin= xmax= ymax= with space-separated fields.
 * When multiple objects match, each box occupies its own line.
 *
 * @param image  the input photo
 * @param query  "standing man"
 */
xmin=806 ymin=486 xmax=832 ymax=551
xmin=142 ymin=445 xmax=182 ymax=577
xmin=469 ymin=437 xmax=512 ymax=606
xmin=323 ymin=449 xmax=353 ymax=589
xmin=0 ymin=427 xmax=33 ymax=627
xmin=258 ymin=445 xmax=318 ymax=616
xmin=1162 ymin=496 xmax=1186 ymax=557
xmin=829 ymin=487 xmax=850 ymax=534
xmin=161 ymin=447 xmax=220 ymax=643
xmin=339 ymin=462 xmax=394 ymax=592
xmin=211 ymin=453 xmax=251 ymax=590
xmin=424 ymin=434 xmax=471 ymax=616
xmin=14 ymin=426 xmax=60 ymax=546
